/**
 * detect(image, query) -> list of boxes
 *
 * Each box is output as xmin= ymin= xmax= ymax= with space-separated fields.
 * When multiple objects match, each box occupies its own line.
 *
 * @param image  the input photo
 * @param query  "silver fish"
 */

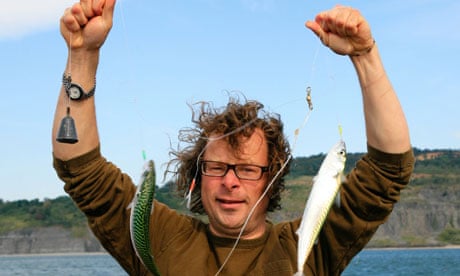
xmin=295 ymin=140 xmax=346 ymax=276
xmin=129 ymin=160 xmax=161 ymax=276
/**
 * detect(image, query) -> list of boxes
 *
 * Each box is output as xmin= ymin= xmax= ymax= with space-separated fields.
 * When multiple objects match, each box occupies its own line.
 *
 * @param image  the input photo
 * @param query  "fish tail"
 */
xmin=148 ymin=256 xmax=161 ymax=276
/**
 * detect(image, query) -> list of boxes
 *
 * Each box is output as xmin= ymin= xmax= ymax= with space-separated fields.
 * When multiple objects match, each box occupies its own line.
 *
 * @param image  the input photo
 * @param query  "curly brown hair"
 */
xmin=166 ymin=95 xmax=291 ymax=214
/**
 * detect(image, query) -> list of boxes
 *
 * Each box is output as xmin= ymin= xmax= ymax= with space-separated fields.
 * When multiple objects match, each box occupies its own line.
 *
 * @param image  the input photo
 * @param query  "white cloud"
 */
xmin=0 ymin=0 xmax=74 ymax=40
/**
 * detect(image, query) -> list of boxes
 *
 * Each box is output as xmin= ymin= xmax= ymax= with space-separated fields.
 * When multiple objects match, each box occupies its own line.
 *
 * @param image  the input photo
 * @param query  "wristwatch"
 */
xmin=62 ymin=74 xmax=96 ymax=101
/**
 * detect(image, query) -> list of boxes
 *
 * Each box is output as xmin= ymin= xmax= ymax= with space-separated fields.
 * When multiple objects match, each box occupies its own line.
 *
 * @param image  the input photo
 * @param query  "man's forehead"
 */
xmin=204 ymin=129 xmax=268 ymax=161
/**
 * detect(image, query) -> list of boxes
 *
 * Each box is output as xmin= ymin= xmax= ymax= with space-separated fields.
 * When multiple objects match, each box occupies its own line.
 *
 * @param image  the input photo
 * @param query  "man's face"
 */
xmin=201 ymin=128 xmax=270 ymax=239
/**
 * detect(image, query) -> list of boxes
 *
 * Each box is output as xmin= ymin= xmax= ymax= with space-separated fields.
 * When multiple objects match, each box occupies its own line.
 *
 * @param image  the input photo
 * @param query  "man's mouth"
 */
xmin=216 ymin=198 xmax=245 ymax=208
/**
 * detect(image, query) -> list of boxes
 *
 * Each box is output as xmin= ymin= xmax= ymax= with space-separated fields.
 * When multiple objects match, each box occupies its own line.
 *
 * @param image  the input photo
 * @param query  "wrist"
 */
xmin=350 ymin=43 xmax=388 ymax=89
xmin=349 ymin=39 xmax=376 ymax=57
xmin=65 ymin=50 xmax=99 ymax=91
xmin=63 ymin=73 xmax=96 ymax=101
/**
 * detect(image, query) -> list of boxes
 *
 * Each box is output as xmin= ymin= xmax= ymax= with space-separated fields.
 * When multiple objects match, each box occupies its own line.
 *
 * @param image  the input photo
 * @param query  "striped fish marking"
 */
xmin=129 ymin=160 xmax=161 ymax=276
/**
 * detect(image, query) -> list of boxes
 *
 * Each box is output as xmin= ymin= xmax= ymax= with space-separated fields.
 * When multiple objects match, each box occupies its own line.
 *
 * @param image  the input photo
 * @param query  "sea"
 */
xmin=0 ymin=248 xmax=459 ymax=275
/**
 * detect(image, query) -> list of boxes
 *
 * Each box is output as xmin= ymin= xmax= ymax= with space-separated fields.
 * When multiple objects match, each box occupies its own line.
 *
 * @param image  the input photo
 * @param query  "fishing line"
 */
xmin=65 ymin=32 xmax=73 ymax=109
xmin=116 ymin=0 xmax=153 ymax=166
xmin=117 ymin=3 xmax=332 ymax=274
xmin=213 ymin=113 xmax=308 ymax=275
xmin=179 ymin=101 xmax=298 ymax=274
xmin=214 ymin=20 xmax=327 ymax=276
xmin=178 ymin=103 xmax=293 ymax=275
xmin=214 ymin=154 xmax=292 ymax=275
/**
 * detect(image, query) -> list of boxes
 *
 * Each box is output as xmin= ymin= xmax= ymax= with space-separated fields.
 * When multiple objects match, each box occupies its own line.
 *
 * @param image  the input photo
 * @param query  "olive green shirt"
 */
xmin=53 ymin=145 xmax=414 ymax=275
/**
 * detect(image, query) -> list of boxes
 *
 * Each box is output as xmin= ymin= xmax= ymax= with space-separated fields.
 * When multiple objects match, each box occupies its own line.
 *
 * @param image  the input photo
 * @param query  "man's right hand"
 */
xmin=60 ymin=0 xmax=116 ymax=52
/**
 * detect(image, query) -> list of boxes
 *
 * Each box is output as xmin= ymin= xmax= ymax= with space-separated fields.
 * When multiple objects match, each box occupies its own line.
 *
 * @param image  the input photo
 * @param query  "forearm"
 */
xmin=53 ymin=0 xmax=115 ymax=160
xmin=52 ymin=50 xmax=100 ymax=160
xmin=350 ymin=45 xmax=411 ymax=153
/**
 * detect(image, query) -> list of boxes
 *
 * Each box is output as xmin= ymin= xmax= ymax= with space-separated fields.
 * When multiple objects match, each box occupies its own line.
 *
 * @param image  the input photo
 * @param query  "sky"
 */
xmin=0 ymin=0 xmax=459 ymax=201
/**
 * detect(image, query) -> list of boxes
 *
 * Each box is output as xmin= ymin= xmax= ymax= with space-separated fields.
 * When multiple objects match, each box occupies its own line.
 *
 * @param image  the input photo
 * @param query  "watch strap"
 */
xmin=62 ymin=73 xmax=96 ymax=100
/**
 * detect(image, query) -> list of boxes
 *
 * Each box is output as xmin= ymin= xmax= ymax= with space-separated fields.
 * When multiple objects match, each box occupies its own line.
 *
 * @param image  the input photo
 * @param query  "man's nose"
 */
xmin=222 ymin=168 xmax=240 ymax=190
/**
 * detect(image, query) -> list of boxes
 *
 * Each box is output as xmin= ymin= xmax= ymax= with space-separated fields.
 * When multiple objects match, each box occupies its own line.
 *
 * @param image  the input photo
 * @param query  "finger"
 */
xmin=91 ymin=0 xmax=107 ymax=15
xmin=305 ymin=20 xmax=329 ymax=47
xmin=70 ymin=4 xmax=89 ymax=27
xmin=343 ymin=9 xmax=361 ymax=37
xmin=313 ymin=12 xmax=330 ymax=33
xmin=305 ymin=20 xmax=321 ymax=37
xmin=101 ymin=0 xmax=116 ymax=27
xmin=80 ymin=0 xmax=95 ymax=18
xmin=319 ymin=6 xmax=356 ymax=37
xmin=61 ymin=8 xmax=81 ymax=33
xmin=328 ymin=7 xmax=351 ymax=36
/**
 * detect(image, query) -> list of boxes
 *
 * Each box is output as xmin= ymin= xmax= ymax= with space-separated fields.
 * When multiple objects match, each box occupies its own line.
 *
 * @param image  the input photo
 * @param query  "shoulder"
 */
xmin=270 ymin=219 xmax=301 ymax=248
xmin=153 ymin=201 xmax=208 ymax=243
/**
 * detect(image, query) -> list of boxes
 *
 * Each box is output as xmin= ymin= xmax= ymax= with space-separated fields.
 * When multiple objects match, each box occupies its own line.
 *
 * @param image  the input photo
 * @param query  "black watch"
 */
xmin=62 ymin=74 xmax=96 ymax=101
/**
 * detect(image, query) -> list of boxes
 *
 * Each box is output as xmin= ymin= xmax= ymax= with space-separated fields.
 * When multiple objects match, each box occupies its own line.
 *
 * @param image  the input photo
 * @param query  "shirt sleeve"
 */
xmin=53 ymin=146 xmax=149 ymax=275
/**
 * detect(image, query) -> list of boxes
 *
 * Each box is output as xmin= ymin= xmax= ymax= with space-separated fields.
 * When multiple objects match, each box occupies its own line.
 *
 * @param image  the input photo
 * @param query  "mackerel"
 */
xmin=129 ymin=160 xmax=161 ymax=276
xmin=295 ymin=140 xmax=346 ymax=276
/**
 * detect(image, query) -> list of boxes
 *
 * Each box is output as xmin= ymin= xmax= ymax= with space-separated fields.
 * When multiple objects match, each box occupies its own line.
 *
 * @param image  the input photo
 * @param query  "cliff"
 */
xmin=0 ymin=226 xmax=104 ymax=255
xmin=369 ymin=184 xmax=460 ymax=247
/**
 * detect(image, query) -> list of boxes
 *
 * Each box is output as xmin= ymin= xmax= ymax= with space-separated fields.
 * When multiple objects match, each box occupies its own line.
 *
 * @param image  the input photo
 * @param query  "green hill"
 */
xmin=1 ymin=147 xmax=459 ymax=253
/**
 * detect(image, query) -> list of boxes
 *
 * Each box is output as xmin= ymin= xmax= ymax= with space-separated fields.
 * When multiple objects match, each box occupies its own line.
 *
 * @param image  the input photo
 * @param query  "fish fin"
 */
xmin=150 ymin=201 xmax=155 ymax=214
xmin=334 ymin=189 xmax=341 ymax=208
xmin=126 ymin=201 xmax=133 ymax=210
xmin=334 ymin=173 xmax=346 ymax=208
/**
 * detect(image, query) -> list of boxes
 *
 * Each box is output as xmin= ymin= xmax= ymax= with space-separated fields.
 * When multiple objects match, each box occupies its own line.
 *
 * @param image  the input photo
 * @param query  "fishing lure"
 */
xmin=295 ymin=139 xmax=346 ymax=276
xmin=129 ymin=160 xmax=161 ymax=276
xmin=306 ymin=86 xmax=313 ymax=111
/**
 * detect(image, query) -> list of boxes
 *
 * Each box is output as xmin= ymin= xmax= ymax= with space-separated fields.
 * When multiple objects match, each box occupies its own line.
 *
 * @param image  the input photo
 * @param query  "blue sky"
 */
xmin=1 ymin=0 xmax=459 ymax=201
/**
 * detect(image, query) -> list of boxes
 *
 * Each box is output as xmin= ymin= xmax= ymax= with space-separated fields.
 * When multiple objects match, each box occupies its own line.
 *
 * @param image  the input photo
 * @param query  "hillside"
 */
xmin=0 ymin=148 xmax=459 ymax=254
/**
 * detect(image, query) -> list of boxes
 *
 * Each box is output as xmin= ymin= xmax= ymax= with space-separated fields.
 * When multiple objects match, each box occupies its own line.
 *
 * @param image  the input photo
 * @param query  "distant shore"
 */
xmin=0 ymin=251 xmax=109 ymax=257
xmin=1 ymin=245 xmax=459 ymax=257
xmin=365 ymin=245 xmax=460 ymax=250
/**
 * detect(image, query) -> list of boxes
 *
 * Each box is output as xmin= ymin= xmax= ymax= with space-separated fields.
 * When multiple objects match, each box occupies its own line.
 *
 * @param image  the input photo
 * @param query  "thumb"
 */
xmin=305 ymin=20 xmax=329 ymax=47
xmin=305 ymin=20 xmax=320 ymax=36
xmin=100 ymin=0 xmax=116 ymax=27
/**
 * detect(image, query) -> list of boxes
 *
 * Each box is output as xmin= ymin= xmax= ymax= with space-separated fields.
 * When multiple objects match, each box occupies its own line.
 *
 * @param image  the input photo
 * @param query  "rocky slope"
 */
xmin=0 ymin=226 xmax=104 ymax=255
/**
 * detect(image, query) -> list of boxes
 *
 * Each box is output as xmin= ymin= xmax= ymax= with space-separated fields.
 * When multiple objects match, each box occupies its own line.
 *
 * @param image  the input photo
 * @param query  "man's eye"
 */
xmin=240 ymin=166 xmax=257 ymax=173
xmin=209 ymin=164 xmax=225 ymax=172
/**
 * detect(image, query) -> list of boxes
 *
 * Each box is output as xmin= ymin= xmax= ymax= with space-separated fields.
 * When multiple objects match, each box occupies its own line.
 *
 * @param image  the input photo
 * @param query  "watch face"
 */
xmin=68 ymin=84 xmax=82 ymax=100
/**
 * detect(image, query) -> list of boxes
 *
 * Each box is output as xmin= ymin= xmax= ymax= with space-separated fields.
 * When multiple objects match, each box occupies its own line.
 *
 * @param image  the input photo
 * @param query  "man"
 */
xmin=52 ymin=1 xmax=414 ymax=275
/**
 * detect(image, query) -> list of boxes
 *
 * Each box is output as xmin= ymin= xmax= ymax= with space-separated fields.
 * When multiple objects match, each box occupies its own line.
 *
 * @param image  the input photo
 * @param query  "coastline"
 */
xmin=0 ymin=251 xmax=109 ymax=257
xmin=1 ymin=245 xmax=459 ymax=257
xmin=365 ymin=244 xmax=460 ymax=251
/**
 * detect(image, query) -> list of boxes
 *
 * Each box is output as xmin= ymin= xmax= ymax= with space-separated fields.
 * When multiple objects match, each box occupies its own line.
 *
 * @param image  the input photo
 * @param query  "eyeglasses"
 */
xmin=201 ymin=160 xmax=269 ymax=181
